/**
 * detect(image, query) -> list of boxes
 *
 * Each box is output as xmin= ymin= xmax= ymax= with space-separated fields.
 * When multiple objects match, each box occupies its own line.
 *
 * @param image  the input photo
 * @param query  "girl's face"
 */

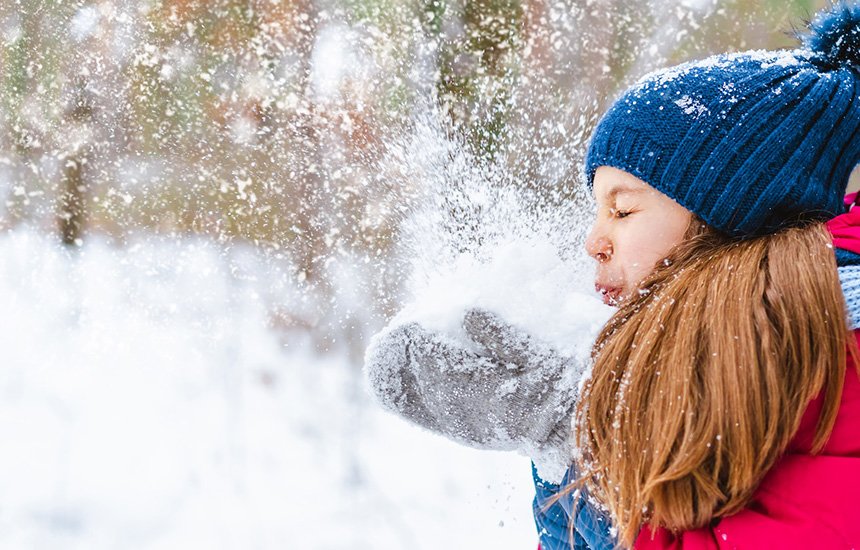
xmin=586 ymin=166 xmax=692 ymax=305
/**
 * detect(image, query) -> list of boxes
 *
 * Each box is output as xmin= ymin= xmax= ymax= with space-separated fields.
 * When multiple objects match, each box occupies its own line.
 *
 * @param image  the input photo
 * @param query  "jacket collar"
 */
xmin=827 ymin=192 xmax=860 ymax=260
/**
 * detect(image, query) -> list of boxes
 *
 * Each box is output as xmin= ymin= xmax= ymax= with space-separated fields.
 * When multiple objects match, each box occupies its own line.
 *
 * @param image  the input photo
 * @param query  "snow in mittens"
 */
xmin=365 ymin=236 xmax=613 ymax=482
xmin=393 ymin=237 xmax=610 ymax=361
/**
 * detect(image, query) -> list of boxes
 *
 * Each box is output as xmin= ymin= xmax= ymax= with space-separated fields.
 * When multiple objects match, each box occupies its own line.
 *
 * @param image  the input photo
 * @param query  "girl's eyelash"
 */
xmin=607 ymin=206 xmax=634 ymax=219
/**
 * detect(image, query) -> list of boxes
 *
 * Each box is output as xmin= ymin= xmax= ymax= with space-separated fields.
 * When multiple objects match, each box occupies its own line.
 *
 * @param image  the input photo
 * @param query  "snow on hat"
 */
xmin=584 ymin=2 xmax=860 ymax=237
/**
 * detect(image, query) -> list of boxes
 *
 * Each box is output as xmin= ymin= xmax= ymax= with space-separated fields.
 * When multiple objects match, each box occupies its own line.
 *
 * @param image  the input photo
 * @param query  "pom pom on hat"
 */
xmin=804 ymin=1 xmax=860 ymax=68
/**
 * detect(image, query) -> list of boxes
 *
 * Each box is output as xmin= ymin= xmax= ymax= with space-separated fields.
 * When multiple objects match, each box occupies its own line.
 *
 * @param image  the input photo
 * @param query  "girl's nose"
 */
xmin=585 ymin=228 xmax=612 ymax=263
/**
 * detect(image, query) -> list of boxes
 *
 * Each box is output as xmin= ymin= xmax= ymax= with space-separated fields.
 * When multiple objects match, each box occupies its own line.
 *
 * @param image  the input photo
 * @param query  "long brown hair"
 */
xmin=573 ymin=221 xmax=853 ymax=547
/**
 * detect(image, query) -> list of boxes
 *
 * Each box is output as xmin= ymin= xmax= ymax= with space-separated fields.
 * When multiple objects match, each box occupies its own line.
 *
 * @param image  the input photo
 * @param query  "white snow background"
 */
xmin=0 ymin=228 xmax=536 ymax=550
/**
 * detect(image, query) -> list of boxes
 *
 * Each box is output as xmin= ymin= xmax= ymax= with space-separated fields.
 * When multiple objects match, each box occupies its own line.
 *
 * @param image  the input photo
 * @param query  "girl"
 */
xmin=366 ymin=3 xmax=860 ymax=548
xmin=572 ymin=4 xmax=860 ymax=546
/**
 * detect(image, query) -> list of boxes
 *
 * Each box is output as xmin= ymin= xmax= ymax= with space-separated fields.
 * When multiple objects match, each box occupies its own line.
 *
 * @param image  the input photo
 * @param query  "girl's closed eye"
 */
xmin=611 ymin=207 xmax=634 ymax=219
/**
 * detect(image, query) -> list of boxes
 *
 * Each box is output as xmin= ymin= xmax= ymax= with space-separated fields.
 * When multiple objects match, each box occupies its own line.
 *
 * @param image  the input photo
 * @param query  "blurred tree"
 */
xmin=58 ymin=75 xmax=94 ymax=245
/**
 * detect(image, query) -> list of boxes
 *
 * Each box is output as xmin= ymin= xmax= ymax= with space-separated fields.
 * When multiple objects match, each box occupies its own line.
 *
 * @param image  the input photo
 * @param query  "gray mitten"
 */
xmin=364 ymin=308 xmax=588 ymax=482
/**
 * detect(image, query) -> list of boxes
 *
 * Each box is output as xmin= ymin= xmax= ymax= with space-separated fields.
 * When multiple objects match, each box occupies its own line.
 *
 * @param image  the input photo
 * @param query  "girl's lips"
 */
xmin=595 ymin=283 xmax=623 ymax=306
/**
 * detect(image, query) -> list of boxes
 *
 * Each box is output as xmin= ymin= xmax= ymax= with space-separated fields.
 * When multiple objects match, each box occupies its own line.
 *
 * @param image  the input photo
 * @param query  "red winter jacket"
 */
xmin=635 ymin=335 xmax=860 ymax=549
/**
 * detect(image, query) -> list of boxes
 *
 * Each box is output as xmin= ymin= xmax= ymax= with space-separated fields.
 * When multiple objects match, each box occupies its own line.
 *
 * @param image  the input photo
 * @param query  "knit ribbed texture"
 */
xmin=838 ymin=265 xmax=860 ymax=328
xmin=585 ymin=3 xmax=860 ymax=238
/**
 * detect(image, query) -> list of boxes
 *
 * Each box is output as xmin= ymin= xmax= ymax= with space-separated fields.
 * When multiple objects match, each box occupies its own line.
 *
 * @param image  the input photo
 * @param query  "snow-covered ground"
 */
xmin=0 ymin=229 xmax=535 ymax=550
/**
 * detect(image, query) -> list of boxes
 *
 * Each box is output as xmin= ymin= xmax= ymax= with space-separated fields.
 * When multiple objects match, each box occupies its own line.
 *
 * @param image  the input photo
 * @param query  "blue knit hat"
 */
xmin=585 ymin=2 xmax=860 ymax=237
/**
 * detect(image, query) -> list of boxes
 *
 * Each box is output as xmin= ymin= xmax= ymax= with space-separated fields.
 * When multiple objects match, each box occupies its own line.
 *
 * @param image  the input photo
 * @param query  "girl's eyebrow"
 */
xmin=605 ymin=184 xmax=647 ymax=199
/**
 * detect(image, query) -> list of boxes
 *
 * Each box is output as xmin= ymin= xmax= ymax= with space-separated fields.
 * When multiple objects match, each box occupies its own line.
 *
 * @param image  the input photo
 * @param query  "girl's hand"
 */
xmin=364 ymin=308 xmax=586 ymax=482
